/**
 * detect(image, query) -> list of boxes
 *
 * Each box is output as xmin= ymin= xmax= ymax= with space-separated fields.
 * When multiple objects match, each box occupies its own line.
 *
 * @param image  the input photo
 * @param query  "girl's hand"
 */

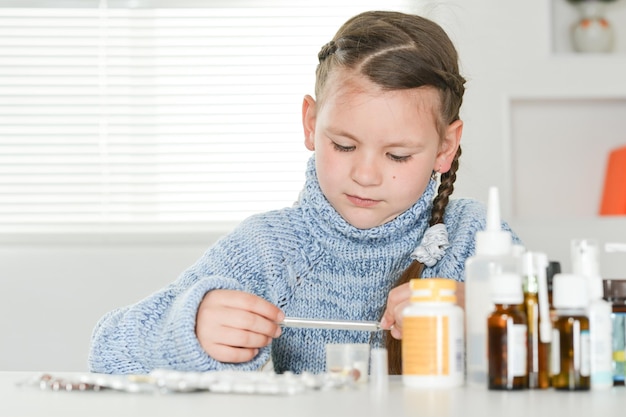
xmin=196 ymin=289 xmax=284 ymax=363
xmin=379 ymin=280 xmax=466 ymax=340
xmin=380 ymin=282 xmax=411 ymax=340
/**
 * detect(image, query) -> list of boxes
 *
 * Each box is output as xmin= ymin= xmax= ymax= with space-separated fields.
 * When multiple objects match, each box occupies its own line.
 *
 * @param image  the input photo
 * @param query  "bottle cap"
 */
xmin=409 ymin=278 xmax=456 ymax=303
xmin=571 ymin=239 xmax=600 ymax=277
xmin=571 ymin=238 xmax=603 ymax=300
xmin=489 ymin=272 xmax=523 ymax=304
xmin=603 ymin=279 xmax=626 ymax=301
xmin=552 ymin=273 xmax=588 ymax=309
xmin=546 ymin=261 xmax=561 ymax=295
xmin=475 ymin=187 xmax=512 ymax=256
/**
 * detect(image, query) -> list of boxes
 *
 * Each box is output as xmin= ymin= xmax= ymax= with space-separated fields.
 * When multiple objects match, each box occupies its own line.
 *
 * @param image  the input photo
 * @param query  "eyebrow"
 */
xmin=327 ymin=127 xmax=417 ymax=148
xmin=327 ymin=127 xmax=358 ymax=141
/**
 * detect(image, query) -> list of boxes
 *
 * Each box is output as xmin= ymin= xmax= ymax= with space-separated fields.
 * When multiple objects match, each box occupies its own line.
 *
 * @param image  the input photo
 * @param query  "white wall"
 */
xmin=2 ymin=0 xmax=626 ymax=371
xmin=0 ymin=239 xmax=216 ymax=371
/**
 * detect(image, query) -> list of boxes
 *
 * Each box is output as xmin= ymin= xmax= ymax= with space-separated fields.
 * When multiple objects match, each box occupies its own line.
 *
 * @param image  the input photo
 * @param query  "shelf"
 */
xmin=551 ymin=0 xmax=626 ymax=54
xmin=508 ymin=97 xmax=626 ymax=219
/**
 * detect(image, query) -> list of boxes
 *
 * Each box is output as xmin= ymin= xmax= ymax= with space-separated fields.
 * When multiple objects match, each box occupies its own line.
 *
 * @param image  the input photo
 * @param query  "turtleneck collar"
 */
xmin=297 ymin=156 xmax=435 ymax=248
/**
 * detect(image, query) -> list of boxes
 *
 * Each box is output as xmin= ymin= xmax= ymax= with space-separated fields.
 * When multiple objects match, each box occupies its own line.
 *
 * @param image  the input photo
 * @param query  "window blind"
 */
xmin=0 ymin=0 xmax=414 ymax=235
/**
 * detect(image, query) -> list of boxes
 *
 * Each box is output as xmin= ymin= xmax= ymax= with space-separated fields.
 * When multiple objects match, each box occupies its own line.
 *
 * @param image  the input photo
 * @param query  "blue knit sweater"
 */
xmin=89 ymin=157 xmax=517 ymax=374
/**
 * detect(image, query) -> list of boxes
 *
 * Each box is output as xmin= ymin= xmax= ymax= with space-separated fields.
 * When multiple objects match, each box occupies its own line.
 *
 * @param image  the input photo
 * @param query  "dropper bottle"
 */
xmin=464 ymin=186 xmax=519 ymax=387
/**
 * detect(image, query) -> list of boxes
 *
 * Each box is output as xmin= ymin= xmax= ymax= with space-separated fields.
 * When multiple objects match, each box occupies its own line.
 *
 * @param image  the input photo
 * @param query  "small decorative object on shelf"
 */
xmin=566 ymin=0 xmax=618 ymax=53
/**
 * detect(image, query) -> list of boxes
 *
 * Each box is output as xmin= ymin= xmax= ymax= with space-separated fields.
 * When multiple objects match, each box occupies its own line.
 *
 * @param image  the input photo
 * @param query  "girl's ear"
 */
xmin=302 ymin=95 xmax=317 ymax=151
xmin=435 ymin=119 xmax=463 ymax=173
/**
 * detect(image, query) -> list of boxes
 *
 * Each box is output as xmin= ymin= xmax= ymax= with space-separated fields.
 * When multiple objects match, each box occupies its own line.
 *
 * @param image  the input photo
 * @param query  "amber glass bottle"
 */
xmin=550 ymin=273 xmax=590 ymax=391
xmin=522 ymin=253 xmax=551 ymax=389
xmin=487 ymin=272 xmax=528 ymax=390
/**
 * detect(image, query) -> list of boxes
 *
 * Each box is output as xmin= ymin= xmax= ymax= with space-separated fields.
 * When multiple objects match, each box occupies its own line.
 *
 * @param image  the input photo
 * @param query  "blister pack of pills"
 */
xmin=20 ymin=369 xmax=354 ymax=395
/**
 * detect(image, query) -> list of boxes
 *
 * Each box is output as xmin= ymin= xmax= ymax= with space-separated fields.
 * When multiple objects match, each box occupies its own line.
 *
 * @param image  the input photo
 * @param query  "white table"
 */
xmin=1 ymin=372 xmax=624 ymax=417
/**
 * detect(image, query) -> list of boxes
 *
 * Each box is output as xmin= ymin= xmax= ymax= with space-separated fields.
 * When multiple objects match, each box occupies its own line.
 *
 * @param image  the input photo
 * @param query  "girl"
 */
xmin=89 ymin=10 xmax=519 ymax=375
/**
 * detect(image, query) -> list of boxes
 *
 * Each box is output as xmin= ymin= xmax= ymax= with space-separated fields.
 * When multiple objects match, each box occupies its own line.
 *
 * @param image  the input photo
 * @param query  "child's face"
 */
xmin=303 ymin=71 xmax=461 ymax=229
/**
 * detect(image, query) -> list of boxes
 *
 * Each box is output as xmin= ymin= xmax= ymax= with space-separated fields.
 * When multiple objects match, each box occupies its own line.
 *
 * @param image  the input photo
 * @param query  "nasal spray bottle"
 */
xmin=465 ymin=186 xmax=519 ymax=386
xmin=571 ymin=239 xmax=613 ymax=390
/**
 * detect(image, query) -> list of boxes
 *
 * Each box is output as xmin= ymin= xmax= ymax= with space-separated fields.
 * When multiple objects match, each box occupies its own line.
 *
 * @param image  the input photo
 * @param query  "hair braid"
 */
xmin=384 ymin=146 xmax=462 ymax=375
xmin=430 ymin=146 xmax=461 ymax=226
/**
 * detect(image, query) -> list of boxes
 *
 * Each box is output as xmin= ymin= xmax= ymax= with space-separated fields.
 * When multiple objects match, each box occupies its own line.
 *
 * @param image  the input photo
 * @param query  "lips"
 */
xmin=347 ymin=194 xmax=380 ymax=208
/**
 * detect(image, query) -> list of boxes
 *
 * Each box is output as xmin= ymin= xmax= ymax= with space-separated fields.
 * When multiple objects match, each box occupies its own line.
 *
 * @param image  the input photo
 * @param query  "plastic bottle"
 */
xmin=487 ymin=272 xmax=528 ymax=390
xmin=402 ymin=278 xmax=464 ymax=388
xmin=550 ymin=273 xmax=590 ymax=391
xmin=571 ymin=239 xmax=613 ymax=390
xmin=521 ymin=252 xmax=551 ymax=389
xmin=603 ymin=278 xmax=626 ymax=386
xmin=464 ymin=186 xmax=519 ymax=386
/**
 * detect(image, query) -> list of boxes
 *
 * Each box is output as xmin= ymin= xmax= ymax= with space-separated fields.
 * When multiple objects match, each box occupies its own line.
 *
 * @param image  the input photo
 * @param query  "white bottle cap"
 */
xmin=552 ymin=273 xmax=588 ymax=309
xmin=475 ymin=187 xmax=512 ymax=256
xmin=489 ymin=272 xmax=523 ymax=304
xmin=571 ymin=238 xmax=603 ymax=301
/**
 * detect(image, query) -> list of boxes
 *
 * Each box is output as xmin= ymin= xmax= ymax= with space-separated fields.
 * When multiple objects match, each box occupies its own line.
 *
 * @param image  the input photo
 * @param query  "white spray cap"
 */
xmin=571 ymin=239 xmax=603 ymax=301
xmin=475 ymin=186 xmax=512 ymax=256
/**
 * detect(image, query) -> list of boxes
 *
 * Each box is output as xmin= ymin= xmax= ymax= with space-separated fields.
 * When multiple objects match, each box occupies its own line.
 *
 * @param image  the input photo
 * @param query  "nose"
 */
xmin=351 ymin=156 xmax=382 ymax=187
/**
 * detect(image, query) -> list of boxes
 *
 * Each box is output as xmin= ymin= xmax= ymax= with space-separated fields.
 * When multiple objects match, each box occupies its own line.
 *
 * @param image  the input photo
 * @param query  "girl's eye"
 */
xmin=332 ymin=142 xmax=354 ymax=152
xmin=388 ymin=153 xmax=411 ymax=162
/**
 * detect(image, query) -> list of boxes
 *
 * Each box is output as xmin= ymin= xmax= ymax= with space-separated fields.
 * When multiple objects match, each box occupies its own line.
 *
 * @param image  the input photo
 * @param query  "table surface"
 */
xmin=1 ymin=372 xmax=625 ymax=417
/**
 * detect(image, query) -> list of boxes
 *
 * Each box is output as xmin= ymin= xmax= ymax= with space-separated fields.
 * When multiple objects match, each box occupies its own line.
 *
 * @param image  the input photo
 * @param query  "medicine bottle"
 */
xmin=550 ymin=273 xmax=590 ymax=390
xmin=487 ymin=272 xmax=528 ymax=390
xmin=521 ymin=252 xmax=551 ymax=389
xmin=571 ymin=239 xmax=613 ymax=390
xmin=603 ymin=278 xmax=626 ymax=386
xmin=465 ymin=187 xmax=519 ymax=386
xmin=402 ymin=278 xmax=464 ymax=388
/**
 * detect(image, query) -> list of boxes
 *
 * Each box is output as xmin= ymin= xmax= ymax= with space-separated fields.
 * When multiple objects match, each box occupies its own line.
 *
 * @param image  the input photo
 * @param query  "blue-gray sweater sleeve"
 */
xmin=88 ymin=217 xmax=275 ymax=374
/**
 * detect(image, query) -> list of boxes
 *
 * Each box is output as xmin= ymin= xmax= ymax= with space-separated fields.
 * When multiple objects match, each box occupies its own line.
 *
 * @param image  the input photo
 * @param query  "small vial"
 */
xmin=487 ymin=272 xmax=528 ymax=390
xmin=369 ymin=348 xmax=389 ymax=393
xmin=550 ymin=273 xmax=591 ymax=391
xmin=402 ymin=278 xmax=464 ymax=388
xmin=603 ymin=278 xmax=626 ymax=386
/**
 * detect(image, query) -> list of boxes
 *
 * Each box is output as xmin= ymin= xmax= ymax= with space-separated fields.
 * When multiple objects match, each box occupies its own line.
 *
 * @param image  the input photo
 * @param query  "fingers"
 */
xmin=218 ymin=307 xmax=282 ymax=340
xmin=206 ymin=344 xmax=260 ymax=364
xmin=204 ymin=323 xmax=271 ymax=363
xmin=213 ymin=290 xmax=285 ymax=323
xmin=196 ymin=289 xmax=284 ymax=363
xmin=380 ymin=283 xmax=411 ymax=340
